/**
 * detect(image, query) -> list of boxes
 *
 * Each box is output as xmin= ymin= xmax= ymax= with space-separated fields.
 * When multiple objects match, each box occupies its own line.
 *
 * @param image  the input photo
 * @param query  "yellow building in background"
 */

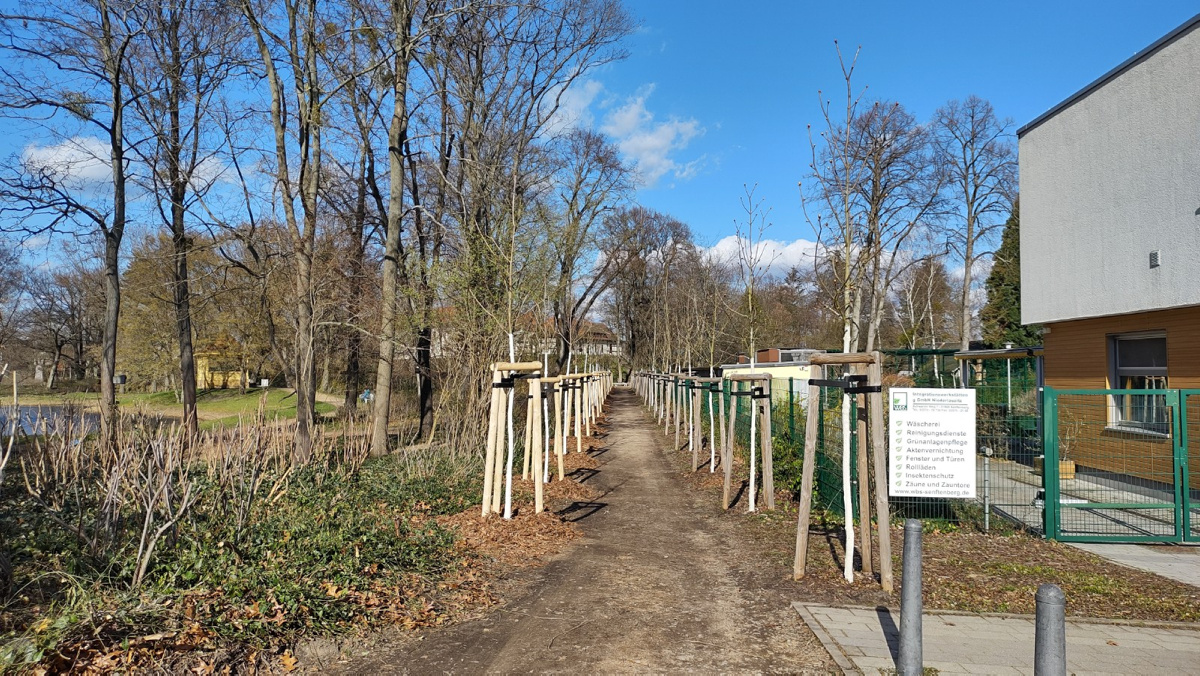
xmin=720 ymin=348 xmax=824 ymax=403
xmin=195 ymin=335 xmax=249 ymax=389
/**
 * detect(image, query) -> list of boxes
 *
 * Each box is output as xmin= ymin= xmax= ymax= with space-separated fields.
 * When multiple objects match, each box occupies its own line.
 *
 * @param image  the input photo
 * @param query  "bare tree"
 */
xmin=127 ymin=0 xmax=246 ymax=435
xmin=548 ymin=128 xmax=631 ymax=373
xmin=801 ymin=42 xmax=868 ymax=582
xmin=23 ymin=262 xmax=104 ymax=387
xmin=732 ymin=184 xmax=776 ymax=364
xmin=0 ymin=0 xmax=145 ymax=445
xmin=931 ymin=95 xmax=1016 ymax=362
xmin=239 ymin=0 xmax=367 ymax=460
xmin=852 ymin=100 xmax=943 ymax=352
xmin=892 ymin=244 xmax=957 ymax=356
xmin=0 ymin=241 xmax=24 ymax=357
xmin=604 ymin=206 xmax=690 ymax=371
xmin=803 ymin=42 xmax=868 ymax=356
xmin=366 ymin=0 xmax=421 ymax=456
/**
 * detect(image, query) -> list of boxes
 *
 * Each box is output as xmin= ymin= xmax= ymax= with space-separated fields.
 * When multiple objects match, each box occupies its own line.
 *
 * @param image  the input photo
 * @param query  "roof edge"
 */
xmin=1017 ymin=12 xmax=1200 ymax=138
xmin=1026 ymin=300 xmax=1200 ymax=326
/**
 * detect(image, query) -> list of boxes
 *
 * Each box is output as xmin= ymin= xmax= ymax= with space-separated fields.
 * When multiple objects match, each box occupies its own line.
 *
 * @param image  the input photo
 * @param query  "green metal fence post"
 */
xmin=1181 ymin=392 xmax=1194 ymax=541
xmin=788 ymin=377 xmax=796 ymax=441
xmin=1168 ymin=389 xmax=1184 ymax=540
xmin=1043 ymin=386 xmax=1059 ymax=539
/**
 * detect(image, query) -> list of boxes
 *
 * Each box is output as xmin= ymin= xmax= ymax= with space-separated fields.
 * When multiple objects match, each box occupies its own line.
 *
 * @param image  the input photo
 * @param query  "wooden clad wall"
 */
xmin=1044 ymin=306 xmax=1200 ymax=492
xmin=1043 ymin=305 xmax=1200 ymax=389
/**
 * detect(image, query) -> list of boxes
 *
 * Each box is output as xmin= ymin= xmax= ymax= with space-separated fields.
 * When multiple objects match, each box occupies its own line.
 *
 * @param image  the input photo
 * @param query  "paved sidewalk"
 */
xmin=1071 ymin=542 xmax=1200 ymax=588
xmin=796 ymin=603 xmax=1200 ymax=675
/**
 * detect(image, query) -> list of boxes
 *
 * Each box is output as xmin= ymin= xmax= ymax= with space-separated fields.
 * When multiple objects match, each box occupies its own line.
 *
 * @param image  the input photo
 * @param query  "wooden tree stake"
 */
xmin=794 ymin=365 xmax=823 ymax=577
xmin=761 ymin=390 xmax=776 ymax=510
xmin=554 ymin=380 xmax=565 ymax=481
xmin=531 ymin=377 xmax=543 ymax=513
xmin=523 ymin=388 xmax=534 ymax=480
xmin=724 ymin=379 xmax=737 ymax=509
xmin=691 ymin=381 xmax=702 ymax=471
xmin=482 ymin=369 xmax=503 ymax=517
xmin=855 ymin=362 xmax=873 ymax=576
xmin=870 ymin=353 xmax=894 ymax=592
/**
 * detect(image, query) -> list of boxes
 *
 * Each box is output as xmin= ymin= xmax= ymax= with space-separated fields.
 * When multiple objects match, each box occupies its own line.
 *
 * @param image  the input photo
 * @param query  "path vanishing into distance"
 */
xmin=324 ymin=385 xmax=831 ymax=673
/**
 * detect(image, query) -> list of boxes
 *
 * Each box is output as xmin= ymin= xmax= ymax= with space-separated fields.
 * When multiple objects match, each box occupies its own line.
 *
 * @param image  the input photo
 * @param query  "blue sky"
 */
xmin=571 ymin=0 xmax=1199 ymax=267
xmin=7 ymin=1 xmax=1199 ymax=273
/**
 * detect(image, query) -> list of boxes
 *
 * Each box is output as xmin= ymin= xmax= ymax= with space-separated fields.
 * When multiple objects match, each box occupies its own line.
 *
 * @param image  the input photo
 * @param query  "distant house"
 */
xmin=425 ymin=307 xmax=622 ymax=362
xmin=1019 ymin=14 xmax=1200 ymax=481
xmin=721 ymin=347 xmax=825 ymax=402
xmin=575 ymin=321 xmax=621 ymax=357
xmin=195 ymin=335 xmax=250 ymax=389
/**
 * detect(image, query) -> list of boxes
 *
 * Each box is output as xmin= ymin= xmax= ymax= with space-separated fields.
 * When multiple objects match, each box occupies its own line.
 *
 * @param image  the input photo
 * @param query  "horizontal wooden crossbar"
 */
xmin=491 ymin=361 xmax=543 ymax=372
xmin=728 ymin=372 xmax=771 ymax=382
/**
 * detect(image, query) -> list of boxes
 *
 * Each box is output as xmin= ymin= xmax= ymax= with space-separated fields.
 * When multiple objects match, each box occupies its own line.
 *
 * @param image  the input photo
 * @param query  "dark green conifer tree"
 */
xmin=981 ymin=202 xmax=1042 ymax=347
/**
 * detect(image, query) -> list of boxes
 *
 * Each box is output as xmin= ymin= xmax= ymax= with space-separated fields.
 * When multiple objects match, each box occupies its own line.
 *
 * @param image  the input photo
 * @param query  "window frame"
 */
xmin=1107 ymin=331 xmax=1170 ymax=436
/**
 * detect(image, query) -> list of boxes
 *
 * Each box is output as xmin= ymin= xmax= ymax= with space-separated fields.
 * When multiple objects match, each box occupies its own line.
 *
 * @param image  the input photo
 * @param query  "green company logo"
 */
xmin=892 ymin=392 xmax=907 ymax=411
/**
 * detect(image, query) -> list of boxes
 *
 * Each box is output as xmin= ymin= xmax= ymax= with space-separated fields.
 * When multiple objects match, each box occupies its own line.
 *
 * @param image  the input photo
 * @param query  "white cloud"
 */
xmin=948 ymin=257 xmax=994 ymax=282
xmin=600 ymin=84 xmax=704 ymax=187
xmin=21 ymin=136 xmax=233 ymax=191
xmin=707 ymin=235 xmax=820 ymax=277
xmin=190 ymin=155 xmax=233 ymax=188
xmin=541 ymin=80 xmax=706 ymax=188
xmin=22 ymin=136 xmax=111 ymax=184
xmin=545 ymin=79 xmax=604 ymax=135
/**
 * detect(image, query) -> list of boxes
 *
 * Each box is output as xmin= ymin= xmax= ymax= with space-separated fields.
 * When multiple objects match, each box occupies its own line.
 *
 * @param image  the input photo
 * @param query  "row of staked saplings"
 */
xmin=482 ymin=364 xmax=612 ymax=519
xmin=631 ymin=371 xmax=774 ymax=513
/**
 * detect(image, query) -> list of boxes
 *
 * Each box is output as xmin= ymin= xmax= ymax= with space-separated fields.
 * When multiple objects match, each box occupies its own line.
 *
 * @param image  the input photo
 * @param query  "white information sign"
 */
xmin=888 ymin=388 xmax=976 ymax=498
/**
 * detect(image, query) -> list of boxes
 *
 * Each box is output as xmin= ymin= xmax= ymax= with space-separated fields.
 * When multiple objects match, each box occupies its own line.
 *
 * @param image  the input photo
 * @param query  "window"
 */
xmin=1110 ymin=333 xmax=1169 ymax=434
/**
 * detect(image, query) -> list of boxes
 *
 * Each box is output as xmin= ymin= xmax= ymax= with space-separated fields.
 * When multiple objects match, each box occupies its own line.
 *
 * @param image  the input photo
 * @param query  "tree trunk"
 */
xmin=960 ymin=210 xmax=976 ymax=385
xmin=414 ymin=324 xmax=433 ymax=440
xmin=319 ymin=345 xmax=330 ymax=393
xmin=173 ymin=230 xmax=198 ymax=437
xmin=370 ymin=203 xmax=402 ymax=457
xmin=161 ymin=3 xmax=198 ymax=438
xmin=343 ymin=328 xmax=361 ymax=415
xmin=99 ymin=230 xmax=120 ymax=446
xmin=293 ymin=239 xmax=316 ymax=463
xmin=46 ymin=349 xmax=60 ymax=390
xmin=96 ymin=0 xmax=126 ymax=447
xmin=370 ymin=4 xmax=415 ymax=457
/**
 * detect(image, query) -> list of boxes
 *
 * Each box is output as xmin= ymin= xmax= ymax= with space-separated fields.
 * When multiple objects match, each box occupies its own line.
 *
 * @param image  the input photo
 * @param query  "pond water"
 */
xmin=0 ymin=405 xmax=100 ymax=436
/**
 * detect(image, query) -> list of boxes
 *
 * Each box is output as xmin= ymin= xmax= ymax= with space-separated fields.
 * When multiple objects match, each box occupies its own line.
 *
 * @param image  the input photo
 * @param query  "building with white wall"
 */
xmin=1019 ymin=13 xmax=1200 ymax=483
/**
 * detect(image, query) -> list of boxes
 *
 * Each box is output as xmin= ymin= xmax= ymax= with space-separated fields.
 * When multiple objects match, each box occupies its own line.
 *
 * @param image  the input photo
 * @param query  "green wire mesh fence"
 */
xmin=652 ymin=350 xmax=1045 ymax=533
xmin=652 ymin=350 xmax=1200 ymax=541
xmin=1043 ymin=388 xmax=1194 ymax=542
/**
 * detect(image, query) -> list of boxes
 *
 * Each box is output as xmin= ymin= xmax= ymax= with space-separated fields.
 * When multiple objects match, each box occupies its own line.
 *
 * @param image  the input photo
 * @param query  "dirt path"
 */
xmin=324 ymin=386 xmax=832 ymax=673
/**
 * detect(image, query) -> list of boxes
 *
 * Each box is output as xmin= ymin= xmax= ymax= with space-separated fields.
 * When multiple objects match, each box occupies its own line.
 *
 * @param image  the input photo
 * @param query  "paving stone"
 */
xmin=960 ymin=664 xmax=1025 ymax=675
xmin=925 ymin=660 xmax=968 ymax=672
xmin=1069 ymin=543 xmax=1200 ymax=587
xmin=796 ymin=603 xmax=1200 ymax=676
xmin=850 ymin=655 xmax=894 ymax=671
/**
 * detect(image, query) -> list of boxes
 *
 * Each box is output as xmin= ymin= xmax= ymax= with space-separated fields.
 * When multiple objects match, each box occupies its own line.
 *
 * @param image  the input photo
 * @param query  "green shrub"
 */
xmin=1 ymin=421 xmax=483 ymax=669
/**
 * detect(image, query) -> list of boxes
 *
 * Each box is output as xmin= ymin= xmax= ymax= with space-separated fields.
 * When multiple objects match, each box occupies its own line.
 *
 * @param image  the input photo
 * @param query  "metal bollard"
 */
xmin=1035 ymin=583 xmax=1067 ymax=676
xmin=898 ymin=519 xmax=923 ymax=675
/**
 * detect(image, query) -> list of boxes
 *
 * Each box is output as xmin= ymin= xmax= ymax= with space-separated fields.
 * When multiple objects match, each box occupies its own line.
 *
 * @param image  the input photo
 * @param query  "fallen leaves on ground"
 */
xmin=658 ymin=414 xmax=1200 ymax=623
xmin=439 ymin=507 xmax=582 ymax=569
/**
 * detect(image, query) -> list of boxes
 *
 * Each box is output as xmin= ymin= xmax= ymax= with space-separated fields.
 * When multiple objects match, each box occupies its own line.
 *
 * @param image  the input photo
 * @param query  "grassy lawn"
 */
xmin=16 ymin=388 xmax=336 ymax=429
